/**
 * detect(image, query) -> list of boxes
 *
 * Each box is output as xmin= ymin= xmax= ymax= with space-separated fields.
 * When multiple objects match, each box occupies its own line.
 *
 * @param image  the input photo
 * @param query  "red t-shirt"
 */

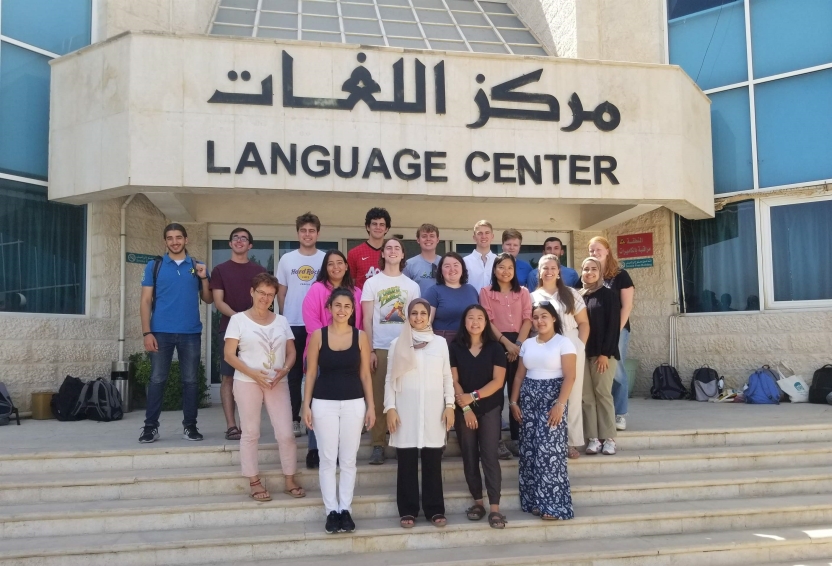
xmin=209 ymin=260 xmax=268 ymax=331
xmin=348 ymin=241 xmax=382 ymax=290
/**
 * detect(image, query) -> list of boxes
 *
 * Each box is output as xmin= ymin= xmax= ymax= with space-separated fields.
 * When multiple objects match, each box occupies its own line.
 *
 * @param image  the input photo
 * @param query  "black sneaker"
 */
xmin=183 ymin=425 xmax=204 ymax=441
xmin=306 ymin=449 xmax=320 ymax=469
xmin=139 ymin=426 xmax=159 ymax=443
xmin=339 ymin=510 xmax=355 ymax=533
xmin=325 ymin=511 xmax=341 ymax=534
xmin=369 ymin=445 xmax=385 ymax=465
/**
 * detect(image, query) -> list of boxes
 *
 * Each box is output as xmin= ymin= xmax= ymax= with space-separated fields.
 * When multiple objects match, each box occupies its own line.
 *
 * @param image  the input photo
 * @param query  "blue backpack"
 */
xmin=744 ymin=365 xmax=780 ymax=405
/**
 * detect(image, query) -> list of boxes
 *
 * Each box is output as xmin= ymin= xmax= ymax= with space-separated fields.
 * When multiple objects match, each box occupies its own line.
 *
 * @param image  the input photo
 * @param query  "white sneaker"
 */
xmin=585 ymin=438 xmax=602 ymax=455
xmin=292 ymin=421 xmax=303 ymax=437
xmin=602 ymin=439 xmax=617 ymax=455
xmin=615 ymin=415 xmax=627 ymax=431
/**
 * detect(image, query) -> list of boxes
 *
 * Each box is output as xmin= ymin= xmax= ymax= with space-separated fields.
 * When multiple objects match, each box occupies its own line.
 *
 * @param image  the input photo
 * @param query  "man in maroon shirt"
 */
xmin=210 ymin=227 xmax=267 ymax=440
xmin=348 ymin=207 xmax=391 ymax=289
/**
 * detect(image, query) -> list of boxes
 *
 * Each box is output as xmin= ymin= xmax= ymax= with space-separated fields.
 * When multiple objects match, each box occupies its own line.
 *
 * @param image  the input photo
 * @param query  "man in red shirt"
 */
xmin=348 ymin=207 xmax=391 ymax=289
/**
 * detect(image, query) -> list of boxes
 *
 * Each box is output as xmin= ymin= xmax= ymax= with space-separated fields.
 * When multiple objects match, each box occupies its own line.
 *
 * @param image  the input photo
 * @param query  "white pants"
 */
xmin=311 ymin=398 xmax=366 ymax=514
xmin=564 ymin=329 xmax=586 ymax=447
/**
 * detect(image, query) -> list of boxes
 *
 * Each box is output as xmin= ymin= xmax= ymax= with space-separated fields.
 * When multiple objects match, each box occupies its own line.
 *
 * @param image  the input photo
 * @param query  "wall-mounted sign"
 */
xmin=126 ymin=253 xmax=155 ymax=265
xmin=617 ymin=233 xmax=653 ymax=258
xmin=621 ymin=258 xmax=654 ymax=269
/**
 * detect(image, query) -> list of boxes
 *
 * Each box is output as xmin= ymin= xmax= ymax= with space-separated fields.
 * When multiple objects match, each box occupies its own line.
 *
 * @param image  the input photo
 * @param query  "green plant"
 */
xmin=129 ymin=351 xmax=210 ymax=411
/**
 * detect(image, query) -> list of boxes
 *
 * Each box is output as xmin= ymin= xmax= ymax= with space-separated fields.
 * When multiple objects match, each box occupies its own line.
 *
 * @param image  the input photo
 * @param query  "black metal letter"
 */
xmin=301 ymin=145 xmax=331 ymax=178
xmin=235 ymin=142 xmax=266 ymax=175
xmin=594 ymin=156 xmax=619 ymax=185
xmin=425 ymin=152 xmax=447 ymax=182
xmin=207 ymin=141 xmax=231 ymax=173
xmin=334 ymin=146 xmax=359 ymax=178
xmin=543 ymin=155 xmax=566 ymax=184
xmin=270 ymin=142 xmax=297 ymax=175
xmin=517 ymin=155 xmax=542 ymax=185
xmin=393 ymin=149 xmax=421 ymax=181
xmin=494 ymin=153 xmax=516 ymax=183
xmin=465 ymin=151 xmax=490 ymax=182
xmin=363 ymin=148 xmax=392 ymax=179
xmin=434 ymin=61 xmax=446 ymax=114
xmin=569 ymin=155 xmax=591 ymax=185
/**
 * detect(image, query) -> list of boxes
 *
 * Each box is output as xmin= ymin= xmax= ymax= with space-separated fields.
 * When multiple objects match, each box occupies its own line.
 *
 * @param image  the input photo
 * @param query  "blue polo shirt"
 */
xmin=141 ymin=254 xmax=203 ymax=334
xmin=515 ymin=259 xmax=532 ymax=289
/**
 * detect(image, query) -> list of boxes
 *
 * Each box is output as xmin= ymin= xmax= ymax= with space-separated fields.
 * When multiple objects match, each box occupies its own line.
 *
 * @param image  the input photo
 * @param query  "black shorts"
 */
xmin=219 ymin=330 xmax=236 ymax=378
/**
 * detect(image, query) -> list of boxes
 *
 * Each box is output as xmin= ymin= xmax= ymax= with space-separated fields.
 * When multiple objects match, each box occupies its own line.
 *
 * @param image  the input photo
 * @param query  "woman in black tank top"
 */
xmin=302 ymin=288 xmax=375 ymax=535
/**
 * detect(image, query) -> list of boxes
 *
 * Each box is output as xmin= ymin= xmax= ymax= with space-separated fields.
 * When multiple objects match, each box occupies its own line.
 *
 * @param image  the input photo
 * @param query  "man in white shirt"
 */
xmin=361 ymin=238 xmax=421 ymax=465
xmin=276 ymin=213 xmax=326 ymax=467
xmin=463 ymin=220 xmax=497 ymax=293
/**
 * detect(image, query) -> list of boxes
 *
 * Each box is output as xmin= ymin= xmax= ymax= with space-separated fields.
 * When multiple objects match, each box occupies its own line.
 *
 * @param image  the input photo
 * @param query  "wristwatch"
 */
xmin=515 ymin=340 xmax=523 ymax=347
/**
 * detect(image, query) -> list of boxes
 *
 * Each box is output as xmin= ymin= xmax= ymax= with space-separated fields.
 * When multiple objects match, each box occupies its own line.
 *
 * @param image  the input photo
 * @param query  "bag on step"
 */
xmin=650 ymin=363 xmax=688 ymax=400
xmin=808 ymin=364 xmax=832 ymax=404
xmin=0 ymin=382 xmax=21 ymax=426
xmin=80 ymin=378 xmax=124 ymax=422
xmin=744 ymin=365 xmax=780 ymax=405
xmin=51 ymin=375 xmax=88 ymax=421
xmin=688 ymin=365 xmax=722 ymax=401
xmin=774 ymin=362 xmax=809 ymax=403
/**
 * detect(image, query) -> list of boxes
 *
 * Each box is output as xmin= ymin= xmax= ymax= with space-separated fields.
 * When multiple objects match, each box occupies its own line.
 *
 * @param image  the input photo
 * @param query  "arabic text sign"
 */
xmin=621 ymin=258 xmax=654 ymax=269
xmin=126 ymin=253 xmax=156 ymax=265
xmin=617 ymin=233 xmax=653 ymax=258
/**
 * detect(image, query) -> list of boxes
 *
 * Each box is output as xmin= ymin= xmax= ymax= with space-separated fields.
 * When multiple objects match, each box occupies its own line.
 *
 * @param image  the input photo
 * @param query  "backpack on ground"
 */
xmin=650 ymin=363 xmax=688 ymax=400
xmin=51 ymin=375 xmax=88 ymax=421
xmin=80 ymin=378 xmax=124 ymax=422
xmin=744 ymin=365 xmax=780 ymax=405
xmin=689 ymin=365 xmax=722 ymax=402
xmin=0 ymin=382 xmax=21 ymax=426
xmin=809 ymin=364 xmax=832 ymax=404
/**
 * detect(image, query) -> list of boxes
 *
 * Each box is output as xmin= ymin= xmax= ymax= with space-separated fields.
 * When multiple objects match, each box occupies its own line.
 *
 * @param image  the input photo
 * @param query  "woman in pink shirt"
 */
xmin=479 ymin=253 xmax=532 ymax=460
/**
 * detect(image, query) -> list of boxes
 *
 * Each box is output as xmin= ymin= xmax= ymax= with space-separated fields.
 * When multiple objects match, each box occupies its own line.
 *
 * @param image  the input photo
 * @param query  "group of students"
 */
xmin=137 ymin=208 xmax=635 ymax=535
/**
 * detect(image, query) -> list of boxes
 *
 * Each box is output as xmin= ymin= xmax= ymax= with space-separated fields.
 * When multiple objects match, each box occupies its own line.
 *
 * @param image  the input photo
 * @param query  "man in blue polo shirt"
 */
xmin=139 ymin=223 xmax=213 ymax=443
xmin=526 ymin=236 xmax=580 ymax=290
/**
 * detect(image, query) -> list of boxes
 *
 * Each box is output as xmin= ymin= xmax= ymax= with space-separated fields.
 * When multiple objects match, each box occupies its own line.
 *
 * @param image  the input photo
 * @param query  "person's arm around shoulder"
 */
xmin=358 ymin=330 xmax=376 ymax=430
xmin=384 ymin=337 xmax=400 ymax=433
xmin=301 ymin=329 xmax=322 ymax=430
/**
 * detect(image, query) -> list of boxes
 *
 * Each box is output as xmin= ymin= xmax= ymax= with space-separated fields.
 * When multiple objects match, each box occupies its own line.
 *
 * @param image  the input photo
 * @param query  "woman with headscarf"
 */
xmin=508 ymin=301 xmax=577 ymax=520
xmin=384 ymin=298 xmax=455 ymax=528
xmin=579 ymin=257 xmax=621 ymax=456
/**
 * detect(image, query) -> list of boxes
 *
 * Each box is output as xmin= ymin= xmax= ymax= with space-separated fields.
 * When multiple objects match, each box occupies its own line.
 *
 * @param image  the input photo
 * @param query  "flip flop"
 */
xmin=400 ymin=515 xmax=415 ymax=528
xmin=283 ymin=486 xmax=306 ymax=498
xmin=225 ymin=426 xmax=242 ymax=440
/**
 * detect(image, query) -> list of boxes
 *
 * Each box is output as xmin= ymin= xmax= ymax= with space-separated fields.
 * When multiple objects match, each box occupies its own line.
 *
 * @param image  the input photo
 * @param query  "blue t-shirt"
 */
xmin=403 ymin=255 xmax=441 ymax=295
xmin=424 ymin=284 xmax=480 ymax=331
xmin=142 ymin=254 xmax=203 ymax=334
xmin=515 ymin=259 xmax=532 ymax=289
xmin=527 ymin=265 xmax=580 ymax=291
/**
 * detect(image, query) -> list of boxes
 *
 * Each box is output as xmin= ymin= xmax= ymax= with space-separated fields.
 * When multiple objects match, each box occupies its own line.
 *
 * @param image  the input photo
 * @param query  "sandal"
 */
xmin=249 ymin=479 xmax=271 ymax=502
xmin=541 ymin=514 xmax=560 ymax=521
xmin=488 ymin=512 xmax=507 ymax=529
xmin=531 ymin=507 xmax=541 ymax=517
xmin=225 ymin=426 xmax=242 ymax=440
xmin=400 ymin=515 xmax=416 ymax=528
xmin=283 ymin=486 xmax=306 ymax=498
xmin=430 ymin=514 xmax=447 ymax=527
xmin=568 ymin=446 xmax=580 ymax=459
xmin=466 ymin=504 xmax=486 ymax=521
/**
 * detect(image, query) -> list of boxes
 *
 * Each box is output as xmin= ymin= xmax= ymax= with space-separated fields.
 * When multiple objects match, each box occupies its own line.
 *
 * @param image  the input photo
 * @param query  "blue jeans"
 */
xmin=611 ymin=328 xmax=630 ymax=416
xmin=145 ymin=332 xmax=201 ymax=428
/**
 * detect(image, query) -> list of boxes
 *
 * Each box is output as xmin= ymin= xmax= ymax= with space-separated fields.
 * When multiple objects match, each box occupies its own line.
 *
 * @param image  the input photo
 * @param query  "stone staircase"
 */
xmin=2 ymin=424 xmax=832 ymax=566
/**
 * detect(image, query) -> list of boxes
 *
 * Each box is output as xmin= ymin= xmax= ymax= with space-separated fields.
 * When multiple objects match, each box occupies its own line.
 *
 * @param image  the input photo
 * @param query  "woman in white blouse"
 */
xmin=384 ymin=298 xmax=455 ymax=528
xmin=530 ymin=254 xmax=589 ymax=459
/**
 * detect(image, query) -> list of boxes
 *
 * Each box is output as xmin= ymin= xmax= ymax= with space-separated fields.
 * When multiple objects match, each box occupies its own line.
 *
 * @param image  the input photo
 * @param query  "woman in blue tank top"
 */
xmin=302 ymin=288 xmax=375 ymax=535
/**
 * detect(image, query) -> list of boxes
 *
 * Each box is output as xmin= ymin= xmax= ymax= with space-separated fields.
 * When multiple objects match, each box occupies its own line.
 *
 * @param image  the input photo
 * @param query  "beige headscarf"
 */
xmin=390 ymin=298 xmax=434 ymax=392
xmin=579 ymin=257 xmax=605 ymax=296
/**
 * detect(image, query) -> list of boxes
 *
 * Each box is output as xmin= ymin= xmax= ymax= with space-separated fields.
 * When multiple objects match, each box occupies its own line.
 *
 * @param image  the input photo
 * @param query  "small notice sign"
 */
xmin=622 ymin=258 xmax=654 ymax=269
xmin=126 ymin=253 xmax=156 ymax=265
xmin=617 ymin=233 xmax=653 ymax=258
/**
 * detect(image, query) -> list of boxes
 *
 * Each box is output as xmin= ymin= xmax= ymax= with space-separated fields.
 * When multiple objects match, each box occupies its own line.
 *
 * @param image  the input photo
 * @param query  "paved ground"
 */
xmin=2 ymin=398 xmax=830 ymax=456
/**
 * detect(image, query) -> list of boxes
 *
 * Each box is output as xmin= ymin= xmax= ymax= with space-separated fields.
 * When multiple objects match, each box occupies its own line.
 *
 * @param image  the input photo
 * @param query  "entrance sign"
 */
xmin=48 ymin=32 xmax=714 ymax=221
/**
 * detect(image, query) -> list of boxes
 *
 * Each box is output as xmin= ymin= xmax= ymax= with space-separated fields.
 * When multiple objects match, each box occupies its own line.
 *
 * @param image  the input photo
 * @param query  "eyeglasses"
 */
xmin=231 ymin=236 xmax=250 ymax=243
xmin=254 ymin=289 xmax=276 ymax=300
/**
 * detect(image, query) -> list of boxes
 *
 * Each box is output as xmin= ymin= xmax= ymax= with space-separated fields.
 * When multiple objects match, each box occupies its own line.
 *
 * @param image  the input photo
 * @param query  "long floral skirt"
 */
xmin=518 ymin=377 xmax=574 ymax=519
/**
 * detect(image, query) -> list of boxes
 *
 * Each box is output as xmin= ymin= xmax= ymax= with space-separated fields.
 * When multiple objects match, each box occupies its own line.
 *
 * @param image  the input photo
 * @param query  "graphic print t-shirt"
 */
xmin=360 ymin=272 xmax=421 ymax=350
xmin=224 ymin=312 xmax=294 ymax=383
xmin=276 ymin=249 xmax=326 ymax=326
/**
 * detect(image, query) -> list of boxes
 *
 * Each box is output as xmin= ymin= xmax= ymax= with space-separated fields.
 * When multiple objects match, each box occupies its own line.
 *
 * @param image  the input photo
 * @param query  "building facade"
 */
xmin=0 ymin=0 xmax=829 ymax=411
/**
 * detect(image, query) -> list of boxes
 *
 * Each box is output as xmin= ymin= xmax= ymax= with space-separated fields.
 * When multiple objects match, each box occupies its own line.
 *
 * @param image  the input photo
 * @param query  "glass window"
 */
xmin=668 ymin=0 xmax=747 ymax=90
xmin=258 ymin=12 xmax=298 ymax=28
xmin=341 ymin=4 xmax=376 ymax=18
xmin=302 ymin=1 xmax=339 ymax=16
xmin=416 ymin=9 xmax=452 ymax=24
xmin=262 ymin=0 xmax=299 ymax=10
xmin=211 ymin=24 xmax=254 ymax=36
xmin=388 ymin=37 xmax=427 ymax=49
xmin=0 ymin=42 xmax=51 ymax=180
xmin=708 ymin=87 xmax=754 ymax=194
xmin=258 ymin=27 xmax=298 ymax=39
xmin=750 ymin=0 xmax=832 ymax=78
xmin=0 ymin=178 xmax=87 ymax=314
xmin=215 ymin=8 xmax=257 ymax=25
xmin=1 ymin=0 xmax=91 ymax=55
xmin=678 ymin=201 xmax=759 ymax=313
xmin=345 ymin=34 xmax=385 ymax=45
xmin=301 ymin=15 xmax=340 ymax=32
xmin=510 ymin=45 xmax=548 ymax=56
xmin=770 ymin=199 xmax=832 ymax=302
xmin=755 ymin=68 xmax=832 ymax=188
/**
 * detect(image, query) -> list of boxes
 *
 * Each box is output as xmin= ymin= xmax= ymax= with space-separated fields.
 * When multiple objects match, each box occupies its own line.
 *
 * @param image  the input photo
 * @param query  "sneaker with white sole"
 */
xmin=602 ymin=439 xmax=617 ymax=455
xmin=585 ymin=438 xmax=602 ymax=455
xmin=292 ymin=421 xmax=303 ymax=437
xmin=183 ymin=425 xmax=203 ymax=441
xmin=615 ymin=415 xmax=627 ymax=431
xmin=139 ymin=426 xmax=159 ymax=443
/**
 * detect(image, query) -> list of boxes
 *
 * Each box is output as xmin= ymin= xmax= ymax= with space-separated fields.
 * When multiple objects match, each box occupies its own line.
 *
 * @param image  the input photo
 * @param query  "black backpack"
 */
xmin=79 ymin=378 xmax=124 ymax=422
xmin=651 ymin=363 xmax=688 ymax=400
xmin=51 ymin=375 xmax=88 ymax=421
xmin=688 ymin=365 xmax=722 ymax=401
xmin=0 ymin=382 xmax=20 ymax=426
xmin=809 ymin=364 xmax=832 ymax=404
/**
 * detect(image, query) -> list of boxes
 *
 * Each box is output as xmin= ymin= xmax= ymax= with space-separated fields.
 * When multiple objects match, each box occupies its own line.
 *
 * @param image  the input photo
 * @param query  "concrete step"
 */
xmin=3 ymin=442 xmax=832 ymax=505
xmin=3 ymin=422 xmax=830 ymax=475
xmin=2 ymin=494 xmax=832 ymax=566
xmin=2 ymin=465 xmax=832 ymax=538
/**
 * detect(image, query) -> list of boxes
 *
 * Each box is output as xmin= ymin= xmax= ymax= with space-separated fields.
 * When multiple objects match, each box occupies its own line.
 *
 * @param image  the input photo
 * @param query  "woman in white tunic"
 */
xmin=384 ymin=298 xmax=455 ymax=528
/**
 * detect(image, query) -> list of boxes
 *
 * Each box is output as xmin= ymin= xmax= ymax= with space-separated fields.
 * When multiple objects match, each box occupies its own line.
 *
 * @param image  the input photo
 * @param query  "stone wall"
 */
xmin=97 ymin=0 xmax=217 ymax=40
